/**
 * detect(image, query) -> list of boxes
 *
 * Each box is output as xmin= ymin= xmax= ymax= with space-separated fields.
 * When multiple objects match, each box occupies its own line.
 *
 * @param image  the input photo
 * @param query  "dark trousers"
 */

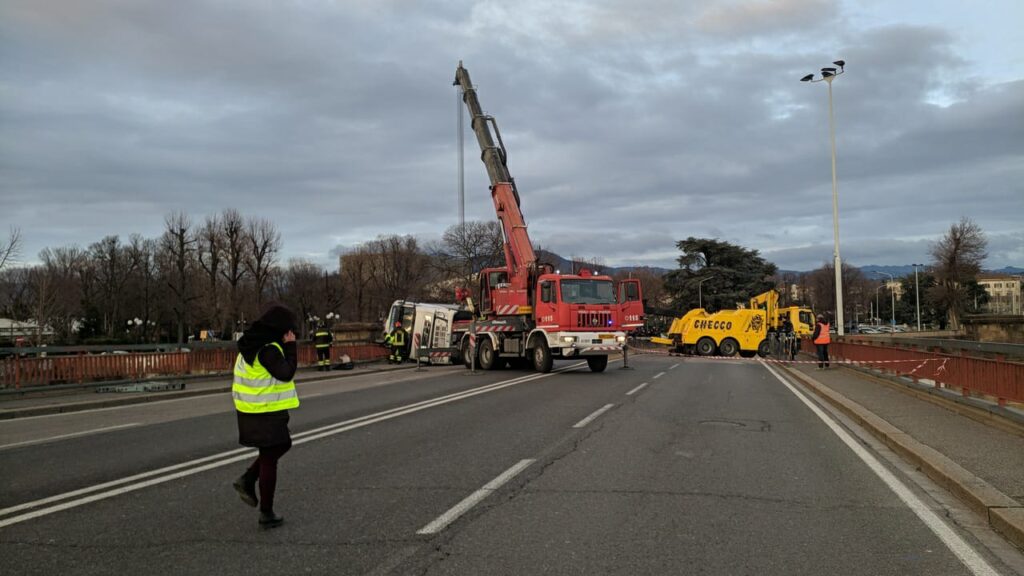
xmin=816 ymin=344 xmax=830 ymax=368
xmin=245 ymin=441 xmax=292 ymax=513
xmin=316 ymin=347 xmax=330 ymax=369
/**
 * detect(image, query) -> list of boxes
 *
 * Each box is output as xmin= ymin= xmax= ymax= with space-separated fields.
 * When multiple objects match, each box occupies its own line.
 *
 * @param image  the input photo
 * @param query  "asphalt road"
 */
xmin=0 ymin=355 xmax=1018 ymax=575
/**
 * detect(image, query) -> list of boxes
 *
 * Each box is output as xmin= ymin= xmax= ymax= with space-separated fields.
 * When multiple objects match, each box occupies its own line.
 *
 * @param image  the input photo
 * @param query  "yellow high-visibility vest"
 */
xmin=392 ymin=330 xmax=406 ymax=346
xmin=232 ymin=342 xmax=300 ymax=413
xmin=314 ymin=331 xmax=331 ymax=348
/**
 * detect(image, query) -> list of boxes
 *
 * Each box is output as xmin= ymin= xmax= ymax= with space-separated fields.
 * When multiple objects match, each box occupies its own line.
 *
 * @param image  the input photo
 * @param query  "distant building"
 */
xmin=977 ymin=274 xmax=1023 ymax=315
xmin=885 ymin=280 xmax=904 ymax=299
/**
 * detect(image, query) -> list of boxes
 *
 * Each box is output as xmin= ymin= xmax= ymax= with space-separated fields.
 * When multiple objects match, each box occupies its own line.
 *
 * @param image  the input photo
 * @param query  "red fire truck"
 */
xmin=454 ymin=62 xmax=645 ymax=373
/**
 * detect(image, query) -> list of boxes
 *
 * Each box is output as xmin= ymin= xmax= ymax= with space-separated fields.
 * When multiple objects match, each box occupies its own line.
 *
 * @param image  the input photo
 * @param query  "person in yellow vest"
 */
xmin=388 ymin=321 xmax=406 ymax=363
xmin=812 ymin=313 xmax=831 ymax=370
xmin=231 ymin=301 xmax=299 ymax=529
xmin=313 ymin=325 xmax=333 ymax=371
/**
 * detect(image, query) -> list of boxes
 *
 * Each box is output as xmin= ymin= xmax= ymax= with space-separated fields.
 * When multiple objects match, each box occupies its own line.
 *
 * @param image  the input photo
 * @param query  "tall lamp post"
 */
xmin=911 ymin=264 xmax=923 ymax=331
xmin=698 ymin=275 xmax=715 ymax=310
xmin=801 ymin=59 xmax=846 ymax=335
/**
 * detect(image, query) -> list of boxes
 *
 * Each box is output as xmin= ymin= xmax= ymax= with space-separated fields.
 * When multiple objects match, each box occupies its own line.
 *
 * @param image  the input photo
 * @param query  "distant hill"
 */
xmin=535 ymin=249 xmax=671 ymax=276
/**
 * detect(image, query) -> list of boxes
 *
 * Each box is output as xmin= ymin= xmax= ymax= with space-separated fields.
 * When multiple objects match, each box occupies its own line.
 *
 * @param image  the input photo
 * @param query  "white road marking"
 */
xmin=0 ymin=423 xmax=142 ymax=451
xmin=762 ymin=362 xmax=1000 ymax=576
xmin=573 ymin=404 xmax=614 ymax=428
xmin=652 ymin=371 xmax=666 ymax=380
xmin=416 ymin=459 xmax=535 ymax=535
xmin=669 ymin=363 xmax=679 ymax=370
xmin=626 ymin=382 xmax=649 ymax=396
xmin=0 ymin=364 xmax=584 ymax=529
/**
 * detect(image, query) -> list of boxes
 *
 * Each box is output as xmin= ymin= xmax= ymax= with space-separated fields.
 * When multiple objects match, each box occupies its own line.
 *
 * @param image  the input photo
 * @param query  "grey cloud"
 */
xmin=1 ymin=1 xmax=1020 ymax=274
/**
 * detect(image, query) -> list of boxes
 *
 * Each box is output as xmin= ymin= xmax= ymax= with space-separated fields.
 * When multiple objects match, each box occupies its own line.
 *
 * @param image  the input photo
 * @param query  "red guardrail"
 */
xmin=0 ymin=343 xmax=387 ymax=389
xmin=801 ymin=339 xmax=1024 ymax=406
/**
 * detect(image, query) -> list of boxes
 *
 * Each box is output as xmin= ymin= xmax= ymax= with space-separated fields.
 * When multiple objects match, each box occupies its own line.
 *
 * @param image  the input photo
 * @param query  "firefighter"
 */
xmin=313 ymin=324 xmax=333 ymax=371
xmin=812 ymin=314 xmax=831 ymax=369
xmin=388 ymin=321 xmax=406 ymax=364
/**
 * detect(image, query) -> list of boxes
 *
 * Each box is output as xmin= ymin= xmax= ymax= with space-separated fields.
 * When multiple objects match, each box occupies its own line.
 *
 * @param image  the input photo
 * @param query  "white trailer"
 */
xmin=383 ymin=300 xmax=473 ymax=365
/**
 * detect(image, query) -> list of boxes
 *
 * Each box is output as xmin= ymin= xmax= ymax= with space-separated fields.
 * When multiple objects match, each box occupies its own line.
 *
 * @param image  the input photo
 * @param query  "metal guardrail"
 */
xmin=0 ymin=343 xmax=387 ymax=389
xmin=803 ymin=339 xmax=1024 ymax=406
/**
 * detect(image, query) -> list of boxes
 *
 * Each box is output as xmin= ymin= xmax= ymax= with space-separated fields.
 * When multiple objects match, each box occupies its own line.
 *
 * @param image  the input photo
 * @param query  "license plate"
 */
xmin=598 ymin=334 xmax=613 ymax=339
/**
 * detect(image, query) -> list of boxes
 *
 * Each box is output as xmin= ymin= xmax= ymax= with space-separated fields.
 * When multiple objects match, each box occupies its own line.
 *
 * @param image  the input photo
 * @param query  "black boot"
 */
xmin=233 ymin=472 xmax=258 ymax=508
xmin=259 ymin=511 xmax=284 ymax=529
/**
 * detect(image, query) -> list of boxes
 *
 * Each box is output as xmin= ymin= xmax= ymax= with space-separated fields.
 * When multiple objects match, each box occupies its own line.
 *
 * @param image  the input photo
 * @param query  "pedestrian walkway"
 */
xmin=786 ymin=361 xmax=1024 ymax=550
xmin=0 ymin=361 xmax=412 ymax=420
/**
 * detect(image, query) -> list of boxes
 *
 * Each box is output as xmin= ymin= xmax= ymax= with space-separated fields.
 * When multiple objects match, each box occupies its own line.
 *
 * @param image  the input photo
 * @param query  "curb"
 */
xmin=0 ymin=363 xmax=419 ymax=420
xmin=783 ymin=365 xmax=1024 ymax=551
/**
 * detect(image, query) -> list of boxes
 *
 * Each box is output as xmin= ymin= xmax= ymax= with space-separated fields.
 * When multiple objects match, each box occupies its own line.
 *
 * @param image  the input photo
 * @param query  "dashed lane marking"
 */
xmin=416 ymin=459 xmax=535 ymax=535
xmin=573 ymin=404 xmax=615 ymax=429
xmin=626 ymin=382 xmax=649 ymax=396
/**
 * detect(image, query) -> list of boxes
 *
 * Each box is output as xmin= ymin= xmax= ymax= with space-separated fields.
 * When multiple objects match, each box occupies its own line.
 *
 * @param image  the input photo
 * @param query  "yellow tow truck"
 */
xmin=650 ymin=290 xmax=813 ymax=357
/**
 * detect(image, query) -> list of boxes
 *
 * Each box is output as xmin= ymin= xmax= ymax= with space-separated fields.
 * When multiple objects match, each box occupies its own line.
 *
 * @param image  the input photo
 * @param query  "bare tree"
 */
xmin=340 ymin=246 xmax=376 ymax=321
xmin=126 ymin=234 xmax=160 ymax=342
xmin=432 ymin=221 xmax=504 ymax=293
xmin=0 ymin=227 xmax=21 ymax=272
xmin=161 ymin=212 xmax=198 ymax=343
xmin=367 ymin=235 xmax=431 ymax=307
xmin=89 ymin=235 xmax=137 ymax=337
xmin=197 ymin=214 xmax=223 ymax=331
xmin=39 ymin=246 xmax=87 ymax=342
xmin=929 ymin=217 xmax=987 ymax=330
xmin=244 ymin=217 xmax=281 ymax=307
xmin=219 ymin=209 xmax=249 ymax=331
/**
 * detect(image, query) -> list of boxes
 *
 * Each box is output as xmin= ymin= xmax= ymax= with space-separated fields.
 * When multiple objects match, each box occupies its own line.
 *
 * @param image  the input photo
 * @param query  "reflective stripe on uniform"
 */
xmin=232 ymin=388 xmax=298 ymax=404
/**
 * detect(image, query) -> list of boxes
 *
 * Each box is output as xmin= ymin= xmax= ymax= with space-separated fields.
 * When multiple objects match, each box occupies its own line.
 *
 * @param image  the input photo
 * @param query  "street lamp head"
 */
xmin=821 ymin=70 xmax=835 ymax=78
xmin=821 ymin=67 xmax=837 ymax=73
xmin=800 ymin=74 xmax=814 ymax=82
xmin=833 ymin=60 xmax=845 ymax=68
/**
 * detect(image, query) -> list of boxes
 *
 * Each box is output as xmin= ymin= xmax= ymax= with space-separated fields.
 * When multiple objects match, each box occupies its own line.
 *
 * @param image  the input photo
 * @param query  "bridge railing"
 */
xmin=801 ymin=339 xmax=1024 ymax=406
xmin=0 ymin=343 xmax=387 ymax=390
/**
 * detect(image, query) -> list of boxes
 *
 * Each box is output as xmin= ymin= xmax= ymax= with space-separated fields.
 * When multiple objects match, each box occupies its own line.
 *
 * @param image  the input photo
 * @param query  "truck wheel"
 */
xmin=696 ymin=337 xmax=717 ymax=356
xmin=718 ymin=338 xmax=739 ymax=357
xmin=461 ymin=339 xmax=473 ymax=369
xmin=586 ymin=355 xmax=608 ymax=372
xmin=757 ymin=339 xmax=771 ymax=357
xmin=532 ymin=340 xmax=553 ymax=373
xmin=478 ymin=338 xmax=497 ymax=370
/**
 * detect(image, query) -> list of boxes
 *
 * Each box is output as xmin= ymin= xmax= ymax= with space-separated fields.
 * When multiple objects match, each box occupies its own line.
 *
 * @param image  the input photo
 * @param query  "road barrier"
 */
xmin=803 ymin=339 xmax=1024 ymax=407
xmin=0 ymin=343 xmax=387 ymax=390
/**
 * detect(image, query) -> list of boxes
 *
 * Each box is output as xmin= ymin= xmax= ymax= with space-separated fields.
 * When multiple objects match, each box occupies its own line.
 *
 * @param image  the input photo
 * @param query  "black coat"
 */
xmin=235 ymin=303 xmax=299 ymax=448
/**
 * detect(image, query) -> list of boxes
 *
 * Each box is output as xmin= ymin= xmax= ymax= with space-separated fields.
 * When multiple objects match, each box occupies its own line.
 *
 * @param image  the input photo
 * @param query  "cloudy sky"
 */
xmin=2 ymin=0 xmax=1022 ymax=272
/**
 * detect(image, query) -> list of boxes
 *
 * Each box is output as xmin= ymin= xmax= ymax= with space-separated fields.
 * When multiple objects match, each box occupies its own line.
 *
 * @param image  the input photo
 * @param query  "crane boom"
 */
xmin=454 ymin=62 xmax=537 ymax=290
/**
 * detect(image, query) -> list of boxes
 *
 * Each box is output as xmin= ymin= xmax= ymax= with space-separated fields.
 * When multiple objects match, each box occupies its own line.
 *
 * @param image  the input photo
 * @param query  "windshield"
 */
xmin=560 ymin=280 xmax=616 ymax=304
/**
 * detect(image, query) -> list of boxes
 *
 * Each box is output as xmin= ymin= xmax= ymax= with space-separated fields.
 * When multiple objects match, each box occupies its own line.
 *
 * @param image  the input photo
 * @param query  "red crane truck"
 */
xmin=453 ymin=62 xmax=645 ymax=373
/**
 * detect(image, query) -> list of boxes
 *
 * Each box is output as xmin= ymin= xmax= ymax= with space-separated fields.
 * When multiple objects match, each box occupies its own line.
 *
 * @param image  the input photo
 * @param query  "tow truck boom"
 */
xmin=454 ymin=62 xmax=539 ymax=296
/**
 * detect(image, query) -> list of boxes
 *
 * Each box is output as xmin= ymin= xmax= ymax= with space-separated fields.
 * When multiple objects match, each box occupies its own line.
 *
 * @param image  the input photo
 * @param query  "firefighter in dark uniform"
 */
xmin=313 ymin=325 xmax=333 ymax=371
xmin=387 ymin=321 xmax=406 ymax=364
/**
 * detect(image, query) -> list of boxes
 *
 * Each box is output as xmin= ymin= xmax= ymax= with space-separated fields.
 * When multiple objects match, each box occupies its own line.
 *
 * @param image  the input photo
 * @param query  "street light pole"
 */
xmin=912 ymin=264 xmax=922 ymax=331
xmin=801 ymin=60 xmax=846 ymax=336
xmin=698 ymin=275 xmax=715 ymax=310
xmin=874 ymin=285 xmax=883 ymax=326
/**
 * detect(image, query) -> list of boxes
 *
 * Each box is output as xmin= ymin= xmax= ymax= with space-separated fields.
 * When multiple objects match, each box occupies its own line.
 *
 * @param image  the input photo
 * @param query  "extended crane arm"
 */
xmin=454 ymin=62 xmax=536 ymax=285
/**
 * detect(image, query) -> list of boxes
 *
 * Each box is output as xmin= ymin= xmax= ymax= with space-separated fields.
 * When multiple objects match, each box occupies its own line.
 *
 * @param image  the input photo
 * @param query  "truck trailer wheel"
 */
xmin=757 ymin=339 xmax=771 ymax=357
xmin=478 ymin=338 xmax=498 ymax=370
xmin=718 ymin=338 xmax=739 ymax=357
xmin=696 ymin=337 xmax=717 ymax=356
xmin=532 ymin=340 xmax=553 ymax=373
xmin=586 ymin=355 xmax=608 ymax=372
